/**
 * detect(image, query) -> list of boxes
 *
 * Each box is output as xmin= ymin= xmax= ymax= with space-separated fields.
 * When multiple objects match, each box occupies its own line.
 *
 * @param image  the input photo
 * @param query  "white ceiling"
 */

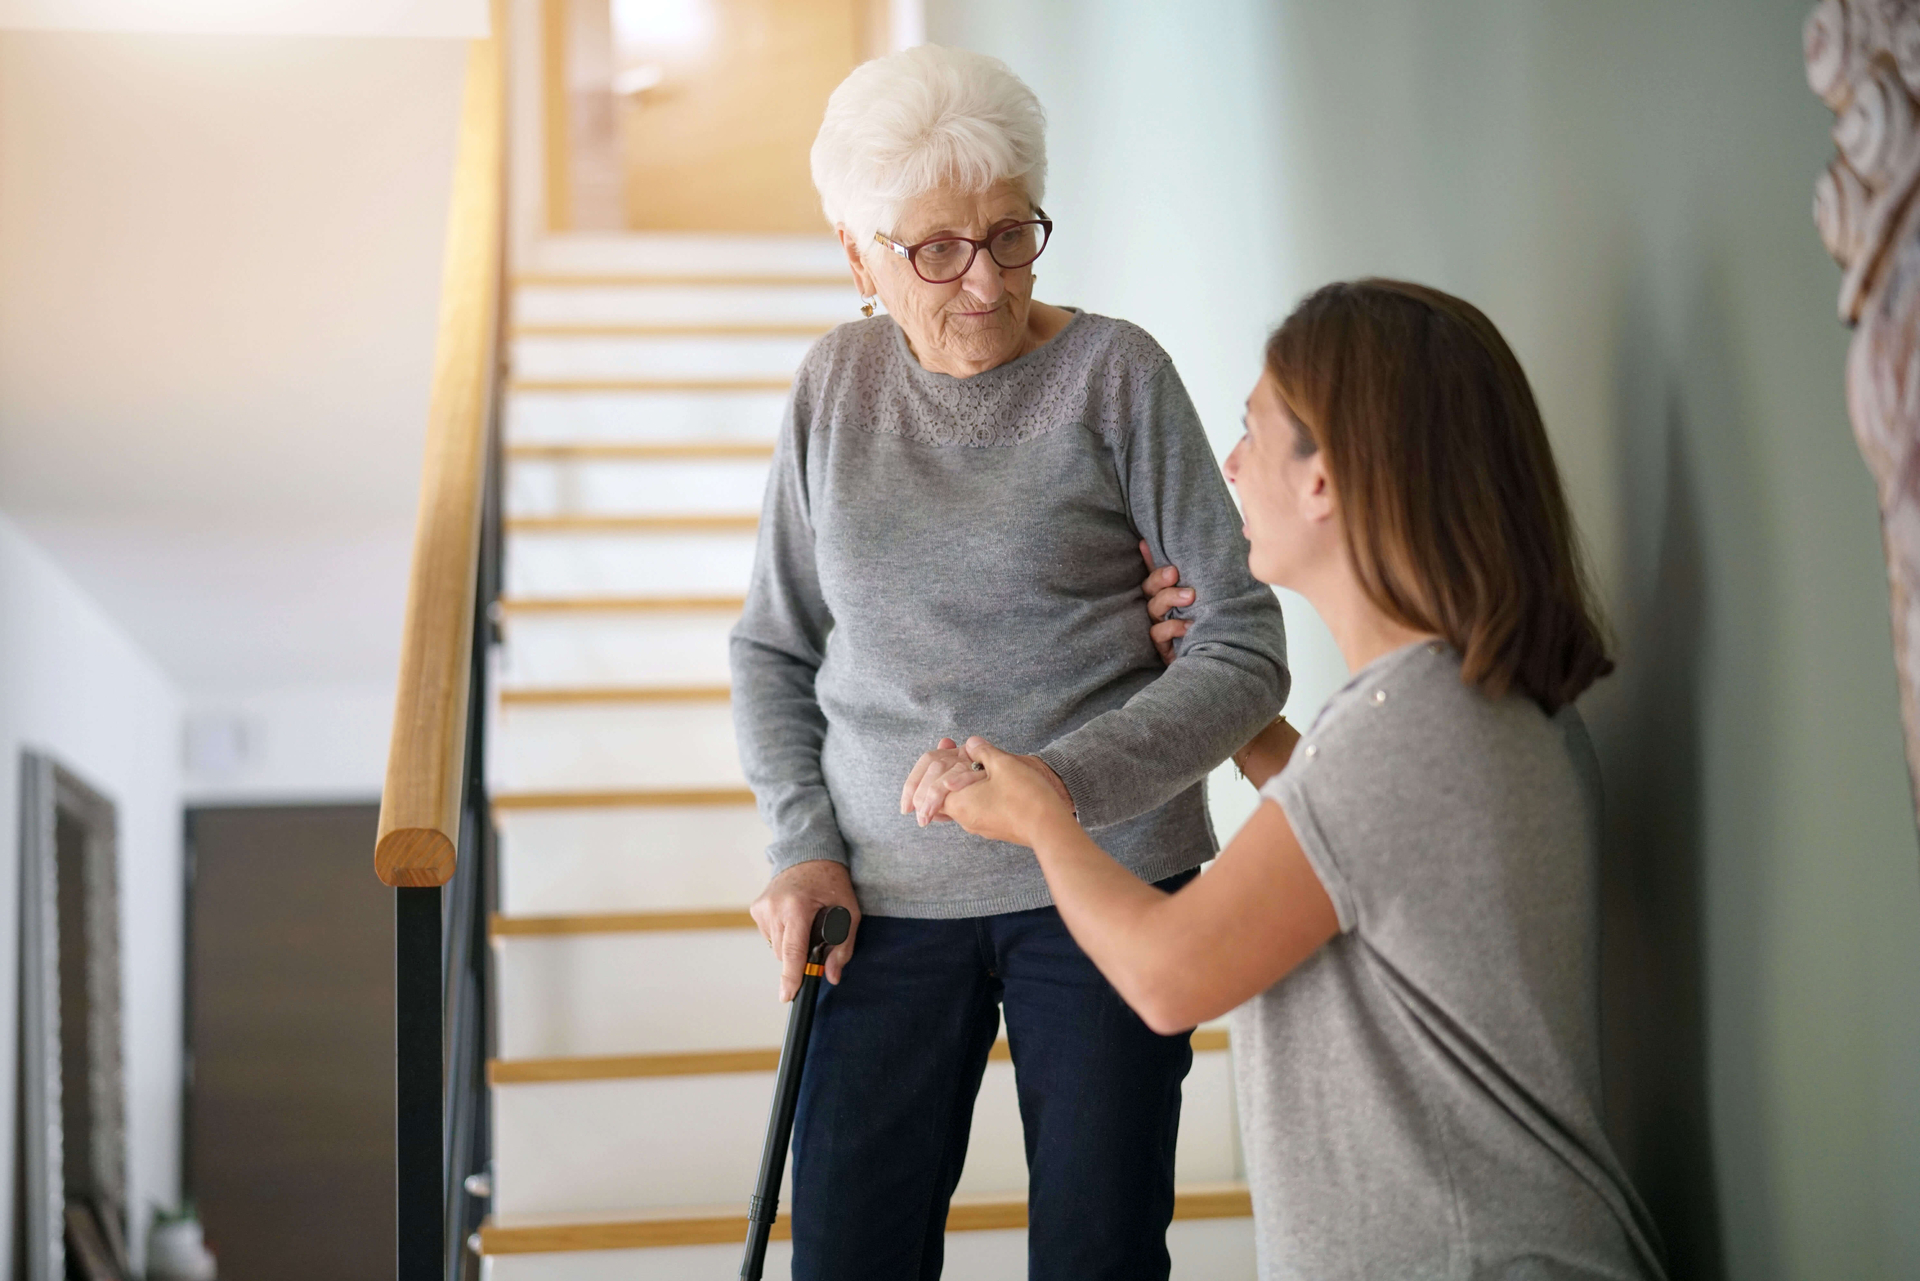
xmin=0 ymin=0 xmax=488 ymax=37
xmin=0 ymin=28 xmax=470 ymax=699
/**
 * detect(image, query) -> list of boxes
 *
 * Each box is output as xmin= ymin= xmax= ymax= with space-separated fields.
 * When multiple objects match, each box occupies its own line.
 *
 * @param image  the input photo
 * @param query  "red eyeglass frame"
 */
xmin=872 ymin=209 xmax=1054 ymax=284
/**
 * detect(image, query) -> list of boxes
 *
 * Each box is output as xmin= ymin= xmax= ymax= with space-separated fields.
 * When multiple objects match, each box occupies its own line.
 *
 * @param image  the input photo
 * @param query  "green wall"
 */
xmin=929 ymin=2 xmax=1920 ymax=1275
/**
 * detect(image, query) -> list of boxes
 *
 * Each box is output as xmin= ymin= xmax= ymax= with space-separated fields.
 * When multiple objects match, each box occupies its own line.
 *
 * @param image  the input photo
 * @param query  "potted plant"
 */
xmin=146 ymin=1202 xmax=215 ymax=1281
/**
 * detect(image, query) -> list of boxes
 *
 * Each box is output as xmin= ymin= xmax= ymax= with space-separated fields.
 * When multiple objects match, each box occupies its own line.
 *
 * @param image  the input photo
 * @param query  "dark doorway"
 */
xmin=185 ymin=804 xmax=393 ymax=1280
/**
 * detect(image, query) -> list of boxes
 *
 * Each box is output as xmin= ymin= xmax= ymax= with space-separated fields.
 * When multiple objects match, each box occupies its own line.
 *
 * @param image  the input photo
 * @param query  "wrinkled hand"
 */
xmin=1140 ymin=541 xmax=1194 ymax=665
xmin=903 ymin=737 xmax=1075 ymax=826
xmin=749 ymin=859 xmax=861 ymax=1003
xmin=901 ymin=737 xmax=981 ymax=826
xmin=943 ymin=737 xmax=1079 ymax=848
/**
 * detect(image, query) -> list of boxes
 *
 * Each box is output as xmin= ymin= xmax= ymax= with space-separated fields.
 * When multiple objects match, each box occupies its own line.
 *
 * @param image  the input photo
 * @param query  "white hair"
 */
xmin=810 ymin=45 xmax=1048 ymax=251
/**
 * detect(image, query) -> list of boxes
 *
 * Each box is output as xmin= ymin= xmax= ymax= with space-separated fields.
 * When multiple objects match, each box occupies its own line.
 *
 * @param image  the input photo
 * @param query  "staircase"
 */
xmin=475 ymin=236 xmax=1258 ymax=1279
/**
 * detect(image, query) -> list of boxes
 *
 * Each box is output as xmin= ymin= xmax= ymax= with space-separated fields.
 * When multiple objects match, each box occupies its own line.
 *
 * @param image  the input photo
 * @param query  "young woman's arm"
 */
xmin=1232 ymin=716 xmax=1301 ymax=790
xmin=944 ymin=738 xmax=1339 ymax=1033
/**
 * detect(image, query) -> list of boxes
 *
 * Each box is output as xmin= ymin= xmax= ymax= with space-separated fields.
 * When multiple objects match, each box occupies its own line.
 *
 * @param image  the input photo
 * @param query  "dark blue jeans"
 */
xmin=789 ymin=875 xmax=1196 ymax=1281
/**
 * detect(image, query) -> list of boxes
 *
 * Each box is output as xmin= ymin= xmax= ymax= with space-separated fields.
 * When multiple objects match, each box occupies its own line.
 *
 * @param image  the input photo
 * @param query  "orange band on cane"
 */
xmin=804 ymin=963 xmax=825 ymax=977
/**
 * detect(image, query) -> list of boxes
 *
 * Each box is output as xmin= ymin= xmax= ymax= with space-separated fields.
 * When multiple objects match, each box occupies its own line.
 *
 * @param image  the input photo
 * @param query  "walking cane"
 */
xmin=740 ymin=903 xmax=852 ymax=1281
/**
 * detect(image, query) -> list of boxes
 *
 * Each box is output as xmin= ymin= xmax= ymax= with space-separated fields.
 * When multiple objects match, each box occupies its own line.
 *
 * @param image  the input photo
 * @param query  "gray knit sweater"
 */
xmin=729 ymin=311 xmax=1290 ymax=918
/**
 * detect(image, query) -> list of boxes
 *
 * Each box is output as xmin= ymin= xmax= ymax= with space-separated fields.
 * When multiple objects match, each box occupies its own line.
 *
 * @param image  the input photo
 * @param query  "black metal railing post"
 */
xmin=438 ymin=320 xmax=505 ymax=1281
xmin=396 ymin=327 xmax=501 ymax=1281
xmin=397 ymin=886 xmax=445 ymax=1280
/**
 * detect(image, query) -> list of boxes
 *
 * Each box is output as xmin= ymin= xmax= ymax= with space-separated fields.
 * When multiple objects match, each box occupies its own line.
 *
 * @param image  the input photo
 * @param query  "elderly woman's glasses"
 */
xmin=874 ymin=211 xmax=1053 ymax=284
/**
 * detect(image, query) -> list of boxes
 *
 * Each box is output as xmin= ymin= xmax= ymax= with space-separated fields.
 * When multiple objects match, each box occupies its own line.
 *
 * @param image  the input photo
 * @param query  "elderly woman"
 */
xmin=730 ymin=45 xmax=1289 ymax=1279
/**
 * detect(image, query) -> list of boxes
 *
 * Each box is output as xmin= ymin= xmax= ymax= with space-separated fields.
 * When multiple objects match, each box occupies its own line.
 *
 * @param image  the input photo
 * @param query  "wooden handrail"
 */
xmin=376 ymin=16 xmax=506 ymax=889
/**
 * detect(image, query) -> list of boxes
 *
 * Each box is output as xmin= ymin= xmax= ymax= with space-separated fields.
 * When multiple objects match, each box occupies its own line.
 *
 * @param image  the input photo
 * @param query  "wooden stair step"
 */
xmin=510 ymin=377 xmax=792 ymax=393
xmin=506 ymin=441 xmax=775 ymax=461
xmin=513 ymin=272 xmax=851 ymax=289
xmin=492 ymin=786 xmax=757 ymax=812
xmin=490 ymin=908 xmax=755 ymax=938
xmin=512 ymin=322 xmax=831 ymax=338
xmin=492 ymin=1047 xmax=783 ymax=1084
xmin=490 ymin=1029 xmax=1232 ymax=1086
xmin=498 ymin=684 xmax=731 ymax=706
xmin=479 ymin=1182 xmax=1252 ymax=1254
xmin=505 ymin=514 xmax=759 ymax=534
xmin=496 ymin=595 xmax=745 ymax=615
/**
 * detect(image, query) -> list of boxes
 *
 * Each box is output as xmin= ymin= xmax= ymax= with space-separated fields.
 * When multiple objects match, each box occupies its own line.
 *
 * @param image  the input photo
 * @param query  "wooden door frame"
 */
xmin=539 ymin=0 xmax=904 ymax=234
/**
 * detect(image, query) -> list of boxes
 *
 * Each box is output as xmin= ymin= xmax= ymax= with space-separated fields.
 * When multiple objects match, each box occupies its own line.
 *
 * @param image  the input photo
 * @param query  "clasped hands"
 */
xmin=899 ymin=541 xmax=1198 ymax=840
xmin=753 ymin=545 xmax=1297 ymax=1000
xmin=899 ymin=735 xmax=1073 ymax=844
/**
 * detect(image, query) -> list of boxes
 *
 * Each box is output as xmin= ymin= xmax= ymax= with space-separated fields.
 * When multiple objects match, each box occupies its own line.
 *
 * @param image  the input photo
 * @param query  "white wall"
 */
xmin=0 ymin=27 xmax=472 ymax=805
xmin=0 ymin=510 xmax=184 ymax=1271
xmin=183 ymin=681 xmax=392 ymax=803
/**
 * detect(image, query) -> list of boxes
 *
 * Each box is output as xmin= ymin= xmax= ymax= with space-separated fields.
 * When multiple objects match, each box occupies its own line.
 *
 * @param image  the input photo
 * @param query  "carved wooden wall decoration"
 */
xmin=1807 ymin=0 xmax=1920 ymax=830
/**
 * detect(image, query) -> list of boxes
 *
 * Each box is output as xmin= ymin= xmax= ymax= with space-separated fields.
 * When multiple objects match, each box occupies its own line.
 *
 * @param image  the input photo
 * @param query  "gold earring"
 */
xmin=860 ymin=295 xmax=877 ymax=318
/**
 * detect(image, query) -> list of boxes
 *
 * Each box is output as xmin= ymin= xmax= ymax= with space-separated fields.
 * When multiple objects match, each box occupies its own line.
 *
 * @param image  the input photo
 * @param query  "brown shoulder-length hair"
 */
xmin=1265 ymin=279 xmax=1612 ymax=713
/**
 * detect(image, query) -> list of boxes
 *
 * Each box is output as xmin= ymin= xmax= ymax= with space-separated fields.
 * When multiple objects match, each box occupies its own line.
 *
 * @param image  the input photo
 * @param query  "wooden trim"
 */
xmin=514 ymin=272 xmax=853 ymax=289
xmin=1165 ymin=1181 xmax=1256 ymax=1221
xmin=489 ymin=1029 xmax=1231 ymax=1085
xmin=478 ymin=1183 xmax=1249 ymax=1254
xmin=504 ymin=514 xmax=759 ymax=534
xmin=491 ymin=1049 xmax=777 ymax=1084
xmin=498 ymin=684 xmax=731 ymax=705
xmin=509 ymin=377 xmax=793 ymax=393
xmin=945 ymin=1193 xmax=1030 ymax=1234
xmin=1191 ymin=1026 xmax=1230 ymax=1053
xmin=512 ymin=322 xmax=833 ymax=338
xmin=375 ymin=15 xmax=504 ymax=889
xmin=539 ymin=0 xmax=569 ymax=234
xmin=482 ymin=1204 xmax=784 ymax=1253
xmin=489 ymin=908 xmax=755 ymax=937
xmin=491 ymin=786 xmax=757 ymax=811
xmin=496 ymin=594 xmax=745 ymax=615
xmin=506 ymin=441 xmax=775 ymax=461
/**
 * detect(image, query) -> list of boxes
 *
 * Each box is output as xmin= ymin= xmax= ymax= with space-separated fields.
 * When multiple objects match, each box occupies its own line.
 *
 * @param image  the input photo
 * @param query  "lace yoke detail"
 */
xmin=809 ymin=313 xmax=1169 ymax=449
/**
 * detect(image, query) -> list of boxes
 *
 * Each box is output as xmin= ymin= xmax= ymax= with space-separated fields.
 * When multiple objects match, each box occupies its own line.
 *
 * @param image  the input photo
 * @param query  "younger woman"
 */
xmin=936 ymin=280 xmax=1668 ymax=1279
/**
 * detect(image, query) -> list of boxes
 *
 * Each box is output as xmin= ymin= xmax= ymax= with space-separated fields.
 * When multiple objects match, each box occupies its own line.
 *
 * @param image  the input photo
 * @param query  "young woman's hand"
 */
xmin=943 ymin=737 xmax=1079 ymax=848
xmin=1140 ymin=541 xmax=1195 ymax=664
xmin=903 ymin=737 xmax=1074 ymax=826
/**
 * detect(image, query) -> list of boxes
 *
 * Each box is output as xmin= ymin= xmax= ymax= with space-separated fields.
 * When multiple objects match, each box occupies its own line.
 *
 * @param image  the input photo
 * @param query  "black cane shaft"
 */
xmin=741 ymin=971 xmax=817 ymax=1279
xmin=741 ymin=905 xmax=851 ymax=1281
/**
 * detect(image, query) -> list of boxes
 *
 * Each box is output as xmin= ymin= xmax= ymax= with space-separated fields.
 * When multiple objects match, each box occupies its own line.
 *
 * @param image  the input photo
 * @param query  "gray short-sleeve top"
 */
xmin=1237 ymin=640 xmax=1666 ymax=1279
